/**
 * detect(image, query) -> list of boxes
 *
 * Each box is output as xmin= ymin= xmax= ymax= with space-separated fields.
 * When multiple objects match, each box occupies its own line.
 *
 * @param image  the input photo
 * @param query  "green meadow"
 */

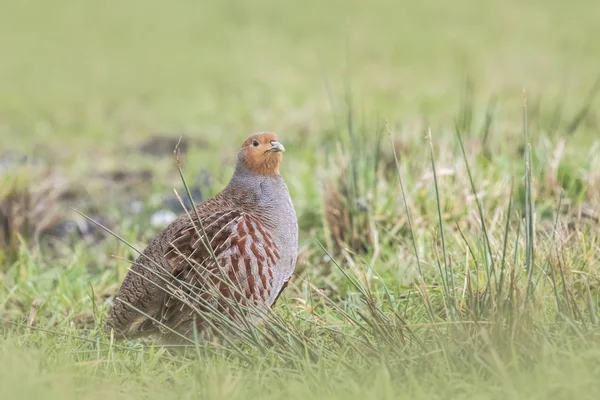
xmin=1 ymin=0 xmax=600 ymax=398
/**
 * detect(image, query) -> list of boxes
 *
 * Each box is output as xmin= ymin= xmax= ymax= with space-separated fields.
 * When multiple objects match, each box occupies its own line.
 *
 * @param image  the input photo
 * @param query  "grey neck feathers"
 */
xmin=225 ymin=160 xmax=287 ymax=210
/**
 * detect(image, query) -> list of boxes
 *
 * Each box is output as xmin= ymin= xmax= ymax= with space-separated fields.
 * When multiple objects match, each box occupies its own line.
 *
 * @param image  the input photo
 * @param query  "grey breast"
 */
xmin=257 ymin=176 xmax=298 ymax=305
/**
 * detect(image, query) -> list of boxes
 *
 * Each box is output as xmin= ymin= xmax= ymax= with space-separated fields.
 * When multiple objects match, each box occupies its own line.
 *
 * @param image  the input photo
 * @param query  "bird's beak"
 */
xmin=267 ymin=140 xmax=285 ymax=153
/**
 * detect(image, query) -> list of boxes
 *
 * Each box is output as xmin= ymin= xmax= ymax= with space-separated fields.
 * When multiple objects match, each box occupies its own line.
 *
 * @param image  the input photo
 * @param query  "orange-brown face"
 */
xmin=239 ymin=132 xmax=286 ymax=176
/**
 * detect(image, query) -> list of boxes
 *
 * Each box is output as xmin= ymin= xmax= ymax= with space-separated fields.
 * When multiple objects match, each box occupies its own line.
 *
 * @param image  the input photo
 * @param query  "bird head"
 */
xmin=238 ymin=132 xmax=285 ymax=176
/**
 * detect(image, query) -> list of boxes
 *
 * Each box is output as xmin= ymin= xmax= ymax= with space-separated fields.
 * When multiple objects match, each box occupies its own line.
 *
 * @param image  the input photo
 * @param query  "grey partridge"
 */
xmin=106 ymin=133 xmax=298 ymax=341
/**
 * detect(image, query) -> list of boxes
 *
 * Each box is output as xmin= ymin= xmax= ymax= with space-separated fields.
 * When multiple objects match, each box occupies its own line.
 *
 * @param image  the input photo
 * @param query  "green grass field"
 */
xmin=1 ymin=0 xmax=600 ymax=398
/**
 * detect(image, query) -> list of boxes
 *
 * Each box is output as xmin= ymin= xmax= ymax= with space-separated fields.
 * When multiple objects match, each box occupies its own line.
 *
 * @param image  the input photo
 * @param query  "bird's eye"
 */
xmin=252 ymin=139 xmax=259 ymax=147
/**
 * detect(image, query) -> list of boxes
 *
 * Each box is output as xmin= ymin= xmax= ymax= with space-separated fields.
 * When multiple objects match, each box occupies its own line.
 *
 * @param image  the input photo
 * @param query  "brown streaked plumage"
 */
xmin=106 ymin=132 xmax=298 ymax=341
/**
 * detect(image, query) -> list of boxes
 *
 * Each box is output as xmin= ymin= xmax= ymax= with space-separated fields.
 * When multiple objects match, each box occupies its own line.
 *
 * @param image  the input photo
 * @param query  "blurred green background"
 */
xmin=2 ymin=0 xmax=598 ymax=153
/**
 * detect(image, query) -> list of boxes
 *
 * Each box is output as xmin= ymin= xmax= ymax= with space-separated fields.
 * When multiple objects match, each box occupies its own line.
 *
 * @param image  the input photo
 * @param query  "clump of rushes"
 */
xmin=321 ymin=106 xmax=384 ymax=256
xmin=0 ymin=166 xmax=68 ymax=266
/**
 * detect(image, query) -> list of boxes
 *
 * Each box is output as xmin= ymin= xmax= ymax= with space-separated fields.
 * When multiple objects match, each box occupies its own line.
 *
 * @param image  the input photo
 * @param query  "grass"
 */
xmin=1 ymin=0 xmax=600 ymax=398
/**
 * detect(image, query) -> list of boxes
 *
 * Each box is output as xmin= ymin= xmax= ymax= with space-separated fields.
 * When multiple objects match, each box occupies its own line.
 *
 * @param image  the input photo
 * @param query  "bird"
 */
xmin=105 ymin=132 xmax=298 ymax=342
